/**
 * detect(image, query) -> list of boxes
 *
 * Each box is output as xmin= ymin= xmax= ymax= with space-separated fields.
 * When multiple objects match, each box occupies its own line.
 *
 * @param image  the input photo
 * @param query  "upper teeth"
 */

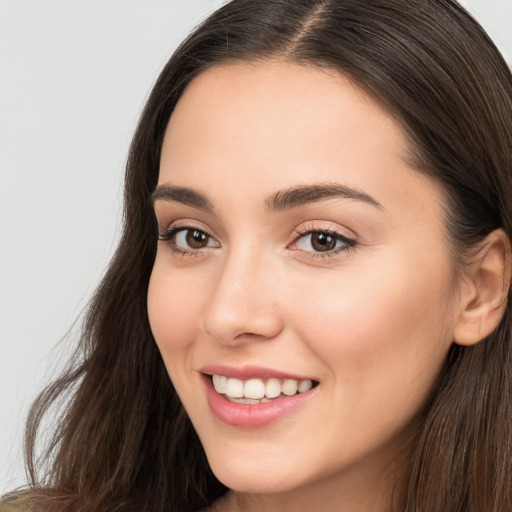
xmin=212 ymin=375 xmax=313 ymax=400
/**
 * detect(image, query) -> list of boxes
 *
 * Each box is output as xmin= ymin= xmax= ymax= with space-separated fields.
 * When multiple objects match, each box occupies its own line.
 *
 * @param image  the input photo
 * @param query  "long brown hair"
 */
xmin=3 ymin=1 xmax=512 ymax=510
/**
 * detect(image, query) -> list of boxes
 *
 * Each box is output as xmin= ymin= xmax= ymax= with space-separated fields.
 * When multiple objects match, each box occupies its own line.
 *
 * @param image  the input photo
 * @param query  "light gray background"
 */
xmin=1 ymin=0 xmax=511 ymax=494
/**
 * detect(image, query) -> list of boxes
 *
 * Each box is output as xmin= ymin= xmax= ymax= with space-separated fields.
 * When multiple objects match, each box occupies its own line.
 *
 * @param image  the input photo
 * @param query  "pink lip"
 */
xmin=200 ymin=364 xmax=315 ymax=381
xmin=201 ymin=372 xmax=318 ymax=429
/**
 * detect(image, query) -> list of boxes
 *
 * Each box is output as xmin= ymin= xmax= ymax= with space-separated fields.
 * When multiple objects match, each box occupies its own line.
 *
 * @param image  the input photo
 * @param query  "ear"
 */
xmin=454 ymin=229 xmax=512 ymax=346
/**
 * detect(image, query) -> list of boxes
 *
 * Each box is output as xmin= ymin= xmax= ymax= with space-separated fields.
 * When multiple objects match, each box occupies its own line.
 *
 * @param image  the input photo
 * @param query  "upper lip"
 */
xmin=200 ymin=364 xmax=317 ymax=382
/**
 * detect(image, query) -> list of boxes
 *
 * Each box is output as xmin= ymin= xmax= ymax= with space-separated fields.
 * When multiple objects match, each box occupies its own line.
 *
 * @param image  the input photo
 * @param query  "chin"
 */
xmin=205 ymin=450 xmax=307 ymax=494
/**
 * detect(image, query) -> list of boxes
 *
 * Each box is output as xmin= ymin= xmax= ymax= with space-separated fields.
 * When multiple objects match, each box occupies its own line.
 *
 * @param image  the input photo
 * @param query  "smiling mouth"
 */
xmin=210 ymin=375 xmax=319 ymax=404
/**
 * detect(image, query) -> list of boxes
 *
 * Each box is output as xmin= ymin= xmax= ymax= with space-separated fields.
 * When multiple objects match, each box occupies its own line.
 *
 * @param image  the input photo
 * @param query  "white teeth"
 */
xmin=244 ymin=379 xmax=266 ymax=399
xmin=211 ymin=375 xmax=314 ymax=400
xmin=225 ymin=378 xmax=244 ymax=398
xmin=228 ymin=397 xmax=270 ymax=404
xmin=265 ymin=378 xmax=282 ymax=398
xmin=298 ymin=379 xmax=312 ymax=393
xmin=282 ymin=379 xmax=298 ymax=396
xmin=212 ymin=374 xmax=227 ymax=394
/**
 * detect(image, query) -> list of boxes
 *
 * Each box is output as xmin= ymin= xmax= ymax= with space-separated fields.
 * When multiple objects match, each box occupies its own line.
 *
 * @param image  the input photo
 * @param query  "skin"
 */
xmin=147 ymin=62 xmax=465 ymax=512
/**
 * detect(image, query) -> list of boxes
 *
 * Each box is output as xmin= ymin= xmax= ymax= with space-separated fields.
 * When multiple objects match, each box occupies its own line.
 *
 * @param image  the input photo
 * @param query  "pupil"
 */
xmin=312 ymin=232 xmax=335 ymax=251
xmin=186 ymin=230 xmax=208 ymax=248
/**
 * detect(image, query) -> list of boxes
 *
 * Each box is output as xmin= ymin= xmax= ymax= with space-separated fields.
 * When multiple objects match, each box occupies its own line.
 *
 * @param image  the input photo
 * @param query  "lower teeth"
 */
xmin=226 ymin=396 xmax=271 ymax=404
xmin=225 ymin=394 xmax=296 ymax=404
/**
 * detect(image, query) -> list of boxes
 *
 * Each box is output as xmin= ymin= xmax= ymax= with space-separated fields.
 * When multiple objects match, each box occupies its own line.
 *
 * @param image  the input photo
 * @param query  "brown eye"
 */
xmin=158 ymin=226 xmax=220 ymax=253
xmin=186 ymin=229 xmax=210 ymax=248
xmin=310 ymin=232 xmax=337 ymax=252
xmin=292 ymin=230 xmax=356 ymax=255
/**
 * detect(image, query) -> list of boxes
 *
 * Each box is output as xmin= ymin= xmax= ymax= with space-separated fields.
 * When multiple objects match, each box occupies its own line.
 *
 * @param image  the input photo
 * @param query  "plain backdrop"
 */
xmin=1 ymin=0 xmax=511 ymax=494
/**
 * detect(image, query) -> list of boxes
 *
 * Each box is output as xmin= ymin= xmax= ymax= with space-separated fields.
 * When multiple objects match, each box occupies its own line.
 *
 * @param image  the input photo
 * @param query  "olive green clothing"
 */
xmin=0 ymin=498 xmax=30 ymax=512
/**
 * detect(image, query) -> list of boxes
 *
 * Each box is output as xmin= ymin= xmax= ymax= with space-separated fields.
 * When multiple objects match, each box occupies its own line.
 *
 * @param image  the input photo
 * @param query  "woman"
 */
xmin=2 ymin=0 xmax=512 ymax=510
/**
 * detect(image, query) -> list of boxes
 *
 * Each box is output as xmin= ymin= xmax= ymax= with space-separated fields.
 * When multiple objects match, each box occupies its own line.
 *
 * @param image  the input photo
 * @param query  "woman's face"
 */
xmin=148 ymin=62 xmax=461 ymax=503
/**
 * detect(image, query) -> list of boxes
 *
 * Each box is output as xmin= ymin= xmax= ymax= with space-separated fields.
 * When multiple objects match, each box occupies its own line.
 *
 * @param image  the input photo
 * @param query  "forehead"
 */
xmin=163 ymin=61 xmax=407 ymax=151
xmin=158 ymin=61 xmax=443 ymax=219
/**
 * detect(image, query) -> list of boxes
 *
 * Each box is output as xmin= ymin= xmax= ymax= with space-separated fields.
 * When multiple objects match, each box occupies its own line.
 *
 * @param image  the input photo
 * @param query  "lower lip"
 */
xmin=203 ymin=375 xmax=317 ymax=428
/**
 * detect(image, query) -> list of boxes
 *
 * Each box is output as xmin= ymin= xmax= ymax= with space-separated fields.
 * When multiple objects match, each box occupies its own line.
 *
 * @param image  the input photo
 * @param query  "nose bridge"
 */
xmin=202 ymin=243 xmax=283 ymax=344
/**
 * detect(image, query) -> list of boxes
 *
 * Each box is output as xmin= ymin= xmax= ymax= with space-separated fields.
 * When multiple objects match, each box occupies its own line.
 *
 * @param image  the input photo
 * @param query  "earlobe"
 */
xmin=453 ymin=229 xmax=512 ymax=347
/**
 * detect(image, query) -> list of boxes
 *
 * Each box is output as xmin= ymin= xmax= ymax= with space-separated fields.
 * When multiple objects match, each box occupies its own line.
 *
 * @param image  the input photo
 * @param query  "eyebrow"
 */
xmin=265 ymin=183 xmax=382 ymax=211
xmin=150 ymin=182 xmax=382 ymax=213
xmin=150 ymin=185 xmax=214 ymax=212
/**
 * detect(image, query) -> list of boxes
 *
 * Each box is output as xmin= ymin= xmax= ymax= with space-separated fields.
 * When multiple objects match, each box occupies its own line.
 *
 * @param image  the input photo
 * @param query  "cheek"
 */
xmin=279 ymin=256 xmax=455 ymax=460
xmin=290 ymin=252 xmax=454 ymax=395
xmin=147 ymin=264 xmax=204 ymax=356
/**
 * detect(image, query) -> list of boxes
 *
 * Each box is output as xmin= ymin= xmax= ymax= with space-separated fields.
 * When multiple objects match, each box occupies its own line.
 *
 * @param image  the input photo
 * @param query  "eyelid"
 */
xmin=293 ymin=221 xmax=357 ymax=239
xmin=158 ymin=218 xmax=218 ymax=237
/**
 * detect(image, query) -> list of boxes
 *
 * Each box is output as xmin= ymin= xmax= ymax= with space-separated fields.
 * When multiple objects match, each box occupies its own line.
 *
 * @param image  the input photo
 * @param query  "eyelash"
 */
xmin=157 ymin=223 xmax=357 ymax=259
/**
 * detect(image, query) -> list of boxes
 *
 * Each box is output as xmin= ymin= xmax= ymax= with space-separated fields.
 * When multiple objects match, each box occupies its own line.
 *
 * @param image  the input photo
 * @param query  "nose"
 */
xmin=202 ymin=247 xmax=284 ymax=346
